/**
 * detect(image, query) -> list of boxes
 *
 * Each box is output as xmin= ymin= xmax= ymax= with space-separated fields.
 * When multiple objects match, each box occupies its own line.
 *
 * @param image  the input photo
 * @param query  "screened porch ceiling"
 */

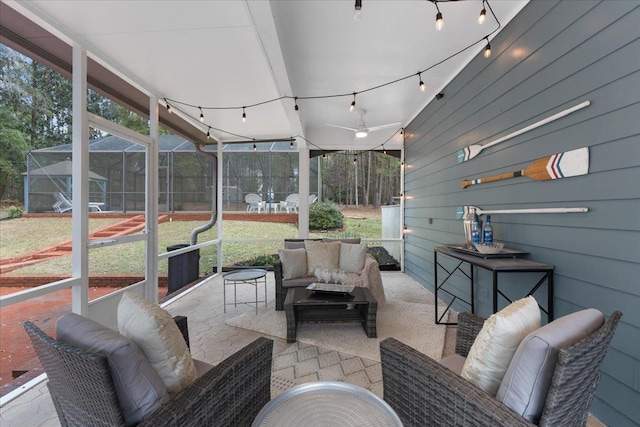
xmin=1 ymin=0 xmax=527 ymax=152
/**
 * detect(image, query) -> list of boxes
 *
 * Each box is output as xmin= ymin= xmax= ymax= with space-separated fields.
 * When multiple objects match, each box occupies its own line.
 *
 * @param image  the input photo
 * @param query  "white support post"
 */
xmin=146 ymin=96 xmax=160 ymax=303
xmin=217 ymin=142 xmax=223 ymax=273
xmin=400 ymin=148 xmax=405 ymax=273
xmin=298 ymin=147 xmax=310 ymax=238
xmin=71 ymin=44 xmax=89 ymax=315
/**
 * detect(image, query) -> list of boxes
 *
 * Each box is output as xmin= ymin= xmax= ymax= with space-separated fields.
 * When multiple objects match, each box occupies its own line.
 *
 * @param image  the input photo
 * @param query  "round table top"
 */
xmin=223 ymin=268 xmax=267 ymax=281
xmin=252 ymin=381 xmax=402 ymax=427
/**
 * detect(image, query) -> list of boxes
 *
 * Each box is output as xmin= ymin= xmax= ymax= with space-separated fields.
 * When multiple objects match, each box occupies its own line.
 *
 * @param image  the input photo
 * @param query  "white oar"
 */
xmin=456 ymin=205 xmax=589 ymax=220
xmin=457 ymin=101 xmax=590 ymax=163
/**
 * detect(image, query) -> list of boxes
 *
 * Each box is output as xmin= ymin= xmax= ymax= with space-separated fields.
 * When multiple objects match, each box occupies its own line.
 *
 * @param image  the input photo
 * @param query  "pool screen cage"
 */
xmin=24 ymin=134 xmax=315 ymax=213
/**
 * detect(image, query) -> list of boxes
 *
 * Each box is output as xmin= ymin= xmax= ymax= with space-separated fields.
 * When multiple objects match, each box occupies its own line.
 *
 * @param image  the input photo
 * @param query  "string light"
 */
xmin=478 ymin=1 xmax=487 ymax=24
xmin=206 ymin=127 xmax=210 ymax=140
xmin=383 ymin=145 xmax=387 ymax=155
xmin=290 ymin=140 xmax=294 ymax=149
xmin=252 ymin=143 xmax=257 ymax=152
xmin=353 ymin=157 xmax=357 ymax=165
xmin=400 ymin=128 xmax=404 ymax=135
xmin=322 ymin=152 xmax=327 ymax=160
xmin=484 ymin=38 xmax=492 ymax=58
xmin=164 ymin=0 xmax=502 ymax=140
xmin=354 ymin=0 xmax=362 ymax=20
xmin=434 ymin=2 xmax=444 ymax=31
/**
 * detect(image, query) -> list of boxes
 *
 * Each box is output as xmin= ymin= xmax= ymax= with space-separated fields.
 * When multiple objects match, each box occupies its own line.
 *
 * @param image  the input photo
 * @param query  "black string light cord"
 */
xmin=165 ymin=0 xmax=501 ymax=150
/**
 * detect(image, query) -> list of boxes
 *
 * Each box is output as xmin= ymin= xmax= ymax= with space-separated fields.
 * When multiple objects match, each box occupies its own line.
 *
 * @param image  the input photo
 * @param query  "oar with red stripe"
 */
xmin=461 ymin=147 xmax=589 ymax=189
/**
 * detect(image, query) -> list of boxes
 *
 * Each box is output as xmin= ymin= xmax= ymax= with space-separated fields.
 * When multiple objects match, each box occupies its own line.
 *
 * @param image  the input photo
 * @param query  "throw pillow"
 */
xmin=496 ymin=308 xmax=604 ymax=423
xmin=305 ymin=240 xmax=340 ymax=276
xmin=279 ymin=248 xmax=308 ymax=279
xmin=56 ymin=313 xmax=167 ymax=425
xmin=118 ymin=291 xmax=198 ymax=394
xmin=461 ymin=296 xmax=541 ymax=396
xmin=339 ymin=242 xmax=368 ymax=273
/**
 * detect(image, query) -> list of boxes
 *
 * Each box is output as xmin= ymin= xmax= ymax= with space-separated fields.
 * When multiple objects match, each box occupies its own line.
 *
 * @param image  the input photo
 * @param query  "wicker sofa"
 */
xmin=274 ymin=238 xmax=385 ymax=311
xmin=24 ymin=316 xmax=273 ymax=427
xmin=380 ymin=310 xmax=622 ymax=427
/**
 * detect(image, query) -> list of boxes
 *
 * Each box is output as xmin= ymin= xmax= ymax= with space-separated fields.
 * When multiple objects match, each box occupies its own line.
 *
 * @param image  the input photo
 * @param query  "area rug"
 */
xmin=226 ymin=299 xmax=448 ymax=361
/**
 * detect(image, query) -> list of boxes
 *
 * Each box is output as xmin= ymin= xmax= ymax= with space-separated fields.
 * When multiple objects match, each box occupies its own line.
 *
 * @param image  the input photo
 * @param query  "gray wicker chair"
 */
xmin=24 ymin=316 xmax=273 ymax=427
xmin=380 ymin=311 xmax=622 ymax=427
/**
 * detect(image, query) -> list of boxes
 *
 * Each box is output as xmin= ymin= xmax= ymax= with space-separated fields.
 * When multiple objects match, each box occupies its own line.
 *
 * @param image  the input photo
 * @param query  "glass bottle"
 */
xmin=483 ymin=215 xmax=494 ymax=244
xmin=471 ymin=213 xmax=481 ymax=247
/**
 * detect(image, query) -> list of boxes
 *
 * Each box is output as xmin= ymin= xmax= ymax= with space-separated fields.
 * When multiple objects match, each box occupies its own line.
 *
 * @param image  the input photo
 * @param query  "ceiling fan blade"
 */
xmin=366 ymin=122 xmax=402 ymax=132
xmin=326 ymin=123 xmax=359 ymax=132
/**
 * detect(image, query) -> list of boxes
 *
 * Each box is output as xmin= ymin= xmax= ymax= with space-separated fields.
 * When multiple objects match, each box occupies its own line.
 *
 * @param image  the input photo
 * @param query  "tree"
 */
xmin=0 ymin=106 xmax=29 ymax=199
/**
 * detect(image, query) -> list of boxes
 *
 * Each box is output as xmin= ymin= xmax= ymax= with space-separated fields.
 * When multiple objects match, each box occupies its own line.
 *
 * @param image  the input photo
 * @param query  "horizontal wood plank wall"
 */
xmin=403 ymin=1 xmax=640 ymax=425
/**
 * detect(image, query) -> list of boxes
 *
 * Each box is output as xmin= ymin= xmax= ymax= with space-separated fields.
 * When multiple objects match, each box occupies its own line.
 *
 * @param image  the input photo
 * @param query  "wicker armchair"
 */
xmin=24 ymin=317 xmax=273 ymax=427
xmin=380 ymin=311 xmax=622 ymax=427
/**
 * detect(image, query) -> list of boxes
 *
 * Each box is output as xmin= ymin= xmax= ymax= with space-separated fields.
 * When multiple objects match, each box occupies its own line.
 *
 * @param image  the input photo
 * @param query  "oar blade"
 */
xmin=457 ymin=145 xmax=482 ymax=163
xmin=547 ymin=147 xmax=589 ymax=178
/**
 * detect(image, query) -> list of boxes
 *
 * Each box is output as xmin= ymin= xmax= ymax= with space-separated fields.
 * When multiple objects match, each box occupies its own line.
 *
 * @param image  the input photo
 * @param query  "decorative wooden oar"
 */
xmin=457 ymin=101 xmax=590 ymax=163
xmin=461 ymin=147 xmax=589 ymax=189
xmin=456 ymin=205 xmax=589 ymax=220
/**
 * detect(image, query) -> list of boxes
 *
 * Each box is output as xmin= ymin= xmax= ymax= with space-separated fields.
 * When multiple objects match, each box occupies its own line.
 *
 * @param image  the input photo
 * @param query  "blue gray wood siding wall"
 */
xmin=403 ymin=1 xmax=639 ymax=425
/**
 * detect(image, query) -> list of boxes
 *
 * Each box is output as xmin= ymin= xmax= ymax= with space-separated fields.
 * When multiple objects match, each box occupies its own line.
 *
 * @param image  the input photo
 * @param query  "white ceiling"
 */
xmin=6 ymin=0 xmax=527 ymax=151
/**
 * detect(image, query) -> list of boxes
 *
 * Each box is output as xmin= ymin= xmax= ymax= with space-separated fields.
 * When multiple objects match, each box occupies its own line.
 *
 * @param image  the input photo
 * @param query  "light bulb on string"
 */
xmin=199 ymin=107 xmax=204 ymax=123
xmin=242 ymin=107 xmax=247 ymax=122
xmin=290 ymin=140 xmax=294 ymax=149
xmin=354 ymin=0 xmax=362 ymax=20
xmin=353 ymin=157 xmax=357 ymax=165
xmin=383 ymin=145 xmax=387 ymax=155
xmin=418 ymin=72 xmax=425 ymax=92
xmin=165 ymin=101 xmax=172 ymax=114
xmin=294 ymin=97 xmax=299 ymax=111
xmin=206 ymin=128 xmax=210 ymax=140
xmin=252 ymin=143 xmax=257 ymax=152
xmin=478 ymin=1 xmax=486 ymax=24
xmin=322 ymin=153 xmax=327 ymax=160
xmin=484 ymin=38 xmax=492 ymax=58
xmin=350 ymin=93 xmax=357 ymax=112
xmin=434 ymin=3 xmax=443 ymax=31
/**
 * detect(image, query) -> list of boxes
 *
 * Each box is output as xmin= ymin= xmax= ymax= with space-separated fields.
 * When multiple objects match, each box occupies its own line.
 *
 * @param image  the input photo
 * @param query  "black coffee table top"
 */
xmin=288 ymin=286 xmax=372 ymax=305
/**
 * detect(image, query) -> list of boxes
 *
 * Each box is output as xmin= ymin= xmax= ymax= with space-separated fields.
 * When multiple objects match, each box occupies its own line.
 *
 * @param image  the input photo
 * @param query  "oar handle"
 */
xmin=461 ymin=171 xmax=521 ymax=189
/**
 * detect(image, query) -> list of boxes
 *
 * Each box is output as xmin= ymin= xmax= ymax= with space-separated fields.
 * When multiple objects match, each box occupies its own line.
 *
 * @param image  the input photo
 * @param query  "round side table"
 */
xmin=252 ymin=381 xmax=402 ymax=426
xmin=223 ymin=268 xmax=267 ymax=314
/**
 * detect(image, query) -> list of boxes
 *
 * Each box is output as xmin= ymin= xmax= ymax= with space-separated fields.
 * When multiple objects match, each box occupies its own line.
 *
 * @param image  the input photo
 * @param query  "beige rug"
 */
xmin=226 ymin=294 xmax=448 ymax=361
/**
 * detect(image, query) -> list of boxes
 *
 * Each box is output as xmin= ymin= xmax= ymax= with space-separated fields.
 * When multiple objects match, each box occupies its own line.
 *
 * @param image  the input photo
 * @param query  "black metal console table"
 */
xmin=434 ymin=246 xmax=554 ymax=325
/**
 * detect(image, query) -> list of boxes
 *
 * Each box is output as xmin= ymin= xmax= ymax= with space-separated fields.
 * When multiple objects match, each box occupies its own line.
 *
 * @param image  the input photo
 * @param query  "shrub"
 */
xmin=309 ymin=202 xmax=344 ymax=230
xmin=233 ymin=254 xmax=279 ymax=267
xmin=7 ymin=206 xmax=22 ymax=218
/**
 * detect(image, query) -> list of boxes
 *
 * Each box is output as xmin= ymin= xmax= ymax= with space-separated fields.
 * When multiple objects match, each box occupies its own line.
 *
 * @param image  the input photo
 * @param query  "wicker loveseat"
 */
xmin=274 ymin=238 xmax=385 ymax=311
xmin=380 ymin=310 xmax=622 ymax=427
xmin=24 ymin=316 xmax=273 ymax=426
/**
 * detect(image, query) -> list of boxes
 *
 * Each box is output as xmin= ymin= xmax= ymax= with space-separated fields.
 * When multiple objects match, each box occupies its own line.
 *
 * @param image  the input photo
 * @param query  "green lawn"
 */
xmin=1 ymin=210 xmax=382 ymax=275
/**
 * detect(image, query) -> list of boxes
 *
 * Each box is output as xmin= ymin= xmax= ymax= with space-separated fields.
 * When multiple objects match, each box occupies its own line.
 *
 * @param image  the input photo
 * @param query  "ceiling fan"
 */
xmin=326 ymin=109 xmax=401 ymax=139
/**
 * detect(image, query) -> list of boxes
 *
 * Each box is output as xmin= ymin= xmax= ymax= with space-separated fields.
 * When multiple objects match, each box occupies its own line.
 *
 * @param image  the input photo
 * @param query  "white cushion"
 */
xmin=279 ymin=248 xmax=308 ymax=279
xmin=56 ymin=313 xmax=167 ymax=425
xmin=461 ymin=296 xmax=541 ymax=396
xmin=305 ymin=240 xmax=340 ymax=276
xmin=339 ymin=243 xmax=368 ymax=273
xmin=118 ymin=292 xmax=198 ymax=394
xmin=496 ymin=308 xmax=604 ymax=423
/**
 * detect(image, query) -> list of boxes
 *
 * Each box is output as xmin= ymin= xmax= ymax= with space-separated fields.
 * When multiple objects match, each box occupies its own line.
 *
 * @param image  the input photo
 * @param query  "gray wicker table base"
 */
xmin=284 ymin=286 xmax=377 ymax=343
xmin=252 ymin=381 xmax=402 ymax=426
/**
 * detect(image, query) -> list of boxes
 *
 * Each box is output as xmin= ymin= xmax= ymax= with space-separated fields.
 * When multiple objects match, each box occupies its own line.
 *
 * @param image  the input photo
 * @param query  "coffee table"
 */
xmin=284 ymin=286 xmax=377 ymax=343
xmin=252 ymin=381 xmax=402 ymax=426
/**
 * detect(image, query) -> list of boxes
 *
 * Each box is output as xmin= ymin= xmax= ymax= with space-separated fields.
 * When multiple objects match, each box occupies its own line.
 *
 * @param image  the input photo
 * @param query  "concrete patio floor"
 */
xmin=0 ymin=271 xmax=605 ymax=426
